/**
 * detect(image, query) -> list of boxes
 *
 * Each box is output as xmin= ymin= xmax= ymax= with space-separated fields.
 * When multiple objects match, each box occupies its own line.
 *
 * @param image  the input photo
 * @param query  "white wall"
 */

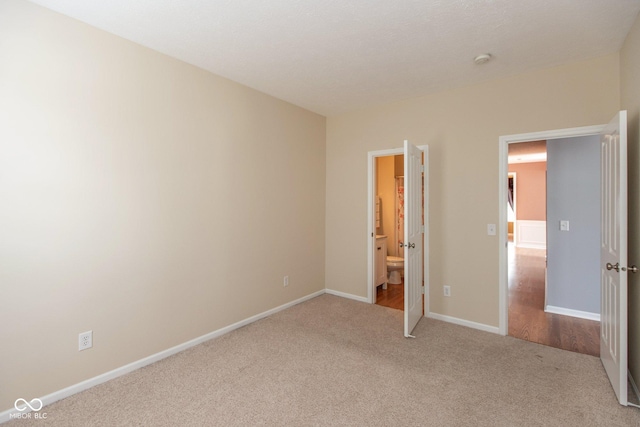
xmin=546 ymin=136 xmax=601 ymax=316
xmin=326 ymin=54 xmax=620 ymax=327
xmin=0 ymin=0 xmax=326 ymax=411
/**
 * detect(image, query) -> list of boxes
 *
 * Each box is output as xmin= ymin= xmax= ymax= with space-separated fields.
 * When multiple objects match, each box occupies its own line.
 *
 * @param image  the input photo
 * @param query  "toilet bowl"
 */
xmin=387 ymin=256 xmax=404 ymax=284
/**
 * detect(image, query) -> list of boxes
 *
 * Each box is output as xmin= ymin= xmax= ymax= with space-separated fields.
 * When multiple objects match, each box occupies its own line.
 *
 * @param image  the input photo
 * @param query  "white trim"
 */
xmin=367 ymin=145 xmax=429 ymax=308
xmin=0 ymin=289 xmax=325 ymax=424
xmin=427 ymin=312 xmax=500 ymax=335
xmin=368 ymin=147 xmax=404 ymax=304
xmin=544 ymin=305 xmax=600 ymax=321
xmin=325 ymin=288 xmax=369 ymax=303
xmin=423 ymin=146 xmax=430 ymax=320
xmin=515 ymin=220 xmax=546 ymax=249
xmin=498 ymin=124 xmax=606 ymax=336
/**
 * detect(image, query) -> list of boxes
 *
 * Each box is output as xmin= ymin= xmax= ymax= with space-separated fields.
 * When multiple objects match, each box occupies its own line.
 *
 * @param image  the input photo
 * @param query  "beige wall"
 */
xmin=508 ymin=162 xmax=547 ymax=221
xmin=0 ymin=0 xmax=325 ymax=411
xmin=326 ymin=54 xmax=620 ymax=327
xmin=621 ymin=12 xmax=640 ymax=385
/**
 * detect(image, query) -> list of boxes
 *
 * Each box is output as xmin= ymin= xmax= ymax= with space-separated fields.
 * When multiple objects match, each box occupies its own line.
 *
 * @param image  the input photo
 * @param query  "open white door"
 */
xmin=404 ymin=140 xmax=424 ymax=337
xmin=600 ymin=110 xmax=628 ymax=405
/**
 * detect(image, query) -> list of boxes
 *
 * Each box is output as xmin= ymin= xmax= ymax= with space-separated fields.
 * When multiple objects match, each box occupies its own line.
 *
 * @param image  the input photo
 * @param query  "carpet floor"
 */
xmin=7 ymin=294 xmax=640 ymax=426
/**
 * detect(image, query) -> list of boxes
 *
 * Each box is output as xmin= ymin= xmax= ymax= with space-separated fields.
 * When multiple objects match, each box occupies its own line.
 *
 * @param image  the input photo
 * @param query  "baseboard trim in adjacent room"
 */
xmin=427 ymin=312 xmax=500 ymax=335
xmin=544 ymin=305 xmax=600 ymax=321
xmin=0 ymin=289 xmax=325 ymax=424
xmin=515 ymin=220 xmax=547 ymax=250
xmin=324 ymin=288 xmax=369 ymax=303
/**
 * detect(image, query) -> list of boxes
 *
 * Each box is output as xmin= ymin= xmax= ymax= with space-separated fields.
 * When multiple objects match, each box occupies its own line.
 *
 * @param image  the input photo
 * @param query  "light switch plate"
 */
xmin=487 ymin=224 xmax=496 ymax=236
xmin=560 ymin=220 xmax=570 ymax=231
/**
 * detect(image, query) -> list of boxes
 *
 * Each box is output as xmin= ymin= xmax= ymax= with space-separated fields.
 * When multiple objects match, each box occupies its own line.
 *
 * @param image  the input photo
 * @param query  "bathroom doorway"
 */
xmin=368 ymin=142 xmax=428 ymax=337
xmin=374 ymin=154 xmax=405 ymax=310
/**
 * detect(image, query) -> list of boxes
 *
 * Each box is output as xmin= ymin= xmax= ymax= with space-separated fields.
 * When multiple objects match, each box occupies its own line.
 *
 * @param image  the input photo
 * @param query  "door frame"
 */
xmin=498 ymin=125 xmax=605 ymax=335
xmin=367 ymin=146 xmax=429 ymax=310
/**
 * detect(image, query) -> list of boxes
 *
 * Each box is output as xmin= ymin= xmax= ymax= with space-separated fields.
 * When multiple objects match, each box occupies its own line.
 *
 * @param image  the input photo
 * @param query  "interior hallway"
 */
xmin=508 ymin=242 xmax=600 ymax=356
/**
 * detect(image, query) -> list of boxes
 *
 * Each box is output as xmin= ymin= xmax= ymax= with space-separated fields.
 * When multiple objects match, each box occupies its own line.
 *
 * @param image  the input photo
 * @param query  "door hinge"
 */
xmin=421 ymin=286 xmax=425 ymax=294
xmin=421 ymin=225 xmax=425 ymax=233
xmin=421 ymin=165 xmax=425 ymax=173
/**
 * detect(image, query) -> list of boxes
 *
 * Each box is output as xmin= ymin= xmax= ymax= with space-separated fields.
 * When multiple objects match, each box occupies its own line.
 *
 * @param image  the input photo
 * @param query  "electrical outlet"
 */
xmin=444 ymin=285 xmax=451 ymax=297
xmin=283 ymin=276 xmax=289 ymax=287
xmin=79 ymin=331 xmax=92 ymax=351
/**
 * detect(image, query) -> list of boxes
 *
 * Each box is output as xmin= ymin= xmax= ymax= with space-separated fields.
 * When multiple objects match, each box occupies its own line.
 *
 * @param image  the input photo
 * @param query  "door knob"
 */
xmin=621 ymin=265 xmax=638 ymax=273
xmin=408 ymin=243 xmax=415 ymax=249
xmin=606 ymin=262 xmax=620 ymax=272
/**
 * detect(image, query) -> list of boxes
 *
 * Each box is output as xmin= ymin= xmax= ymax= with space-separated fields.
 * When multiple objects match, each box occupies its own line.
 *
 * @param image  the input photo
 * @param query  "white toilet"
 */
xmin=387 ymin=256 xmax=404 ymax=284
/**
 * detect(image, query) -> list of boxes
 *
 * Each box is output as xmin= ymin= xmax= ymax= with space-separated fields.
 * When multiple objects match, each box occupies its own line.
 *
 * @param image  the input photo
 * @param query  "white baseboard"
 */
xmin=325 ymin=288 xmax=369 ymax=303
xmin=0 ymin=289 xmax=325 ymax=424
xmin=545 ymin=305 xmax=600 ymax=321
xmin=426 ymin=312 xmax=500 ymax=335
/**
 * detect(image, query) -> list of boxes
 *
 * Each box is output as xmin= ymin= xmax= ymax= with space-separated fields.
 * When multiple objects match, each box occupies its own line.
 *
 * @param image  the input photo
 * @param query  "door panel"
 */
xmin=600 ymin=111 xmax=627 ymax=405
xmin=404 ymin=140 xmax=423 ymax=337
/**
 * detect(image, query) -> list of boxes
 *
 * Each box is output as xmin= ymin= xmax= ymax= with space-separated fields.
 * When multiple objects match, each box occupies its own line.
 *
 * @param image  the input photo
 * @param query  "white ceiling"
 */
xmin=29 ymin=0 xmax=640 ymax=116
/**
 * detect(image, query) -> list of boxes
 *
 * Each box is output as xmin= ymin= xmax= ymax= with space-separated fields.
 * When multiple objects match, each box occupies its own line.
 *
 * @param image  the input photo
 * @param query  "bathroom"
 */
xmin=375 ymin=154 xmax=404 ymax=310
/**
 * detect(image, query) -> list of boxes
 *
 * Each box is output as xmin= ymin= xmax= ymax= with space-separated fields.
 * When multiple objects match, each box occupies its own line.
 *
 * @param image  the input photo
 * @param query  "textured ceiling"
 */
xmin=29 ymin=0 xmax=640 ymax=116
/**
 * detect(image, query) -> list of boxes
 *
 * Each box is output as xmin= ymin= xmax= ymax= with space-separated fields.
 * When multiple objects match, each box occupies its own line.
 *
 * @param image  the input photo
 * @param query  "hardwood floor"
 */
xmin=508 ymin=243 xmax=600 ymax=356
xmin=376 ymin=281 xmax=404 ymax=310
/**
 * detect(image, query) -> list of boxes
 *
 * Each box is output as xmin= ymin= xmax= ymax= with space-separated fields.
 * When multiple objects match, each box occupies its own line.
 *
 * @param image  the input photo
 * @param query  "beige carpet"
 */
xmin=8 ymin=294 xmax=640 ymax=426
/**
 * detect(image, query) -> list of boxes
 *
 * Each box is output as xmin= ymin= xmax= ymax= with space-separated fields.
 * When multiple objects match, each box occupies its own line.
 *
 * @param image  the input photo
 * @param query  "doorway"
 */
xmin=506 ymin=139 xmax=600 ymax=356
xmin=373 ymin=154 xmax=405 ymax=311
xmin=367 ymin=143 xmax=429 ymax=337
xmin=499 ymin=127 xmax=604 ymax=356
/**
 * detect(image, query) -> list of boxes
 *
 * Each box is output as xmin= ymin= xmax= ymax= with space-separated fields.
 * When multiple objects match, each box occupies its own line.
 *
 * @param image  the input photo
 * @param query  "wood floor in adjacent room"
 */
xmin=508 ymin=243 xmax=600 ymax=357
xmin=376 ymin=281 xmax=404 ymax=310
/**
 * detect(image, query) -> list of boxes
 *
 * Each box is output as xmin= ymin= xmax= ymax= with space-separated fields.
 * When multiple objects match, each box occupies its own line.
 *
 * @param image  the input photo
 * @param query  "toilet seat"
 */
xmin=387 ymin=256 xmax=404 ymax=268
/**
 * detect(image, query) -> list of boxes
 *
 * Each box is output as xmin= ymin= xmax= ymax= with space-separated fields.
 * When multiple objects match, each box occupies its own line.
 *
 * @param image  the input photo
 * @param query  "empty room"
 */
xmin=2 ymin=0 xmax=640 ymax=425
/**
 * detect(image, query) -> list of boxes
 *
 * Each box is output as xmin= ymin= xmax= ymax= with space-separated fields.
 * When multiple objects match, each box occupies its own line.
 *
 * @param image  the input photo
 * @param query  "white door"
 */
xmin=600 ymin=110 xmax=628 ymax=405
xmin=404 ymin=140 xmax=424 ymax=337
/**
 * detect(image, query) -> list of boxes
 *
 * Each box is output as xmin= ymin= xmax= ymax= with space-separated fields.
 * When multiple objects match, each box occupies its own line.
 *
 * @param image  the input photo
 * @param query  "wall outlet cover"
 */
xmin=79 ymin=330 xmax=93 ymax=351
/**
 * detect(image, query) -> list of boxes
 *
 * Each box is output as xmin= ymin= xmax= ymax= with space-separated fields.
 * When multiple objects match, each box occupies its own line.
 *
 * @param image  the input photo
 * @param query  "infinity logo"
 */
xmin=14 ymin=398 xmax=43 ymax=412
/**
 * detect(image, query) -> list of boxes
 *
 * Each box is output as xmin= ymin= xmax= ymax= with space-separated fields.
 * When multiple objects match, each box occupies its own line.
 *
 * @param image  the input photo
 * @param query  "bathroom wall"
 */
xmin=0 ymin=0 xmax=326 ymax=412
xmin=394 ymin=154 xmax=404 ymax=177
xmin=376 ymin=156 xmax=396 ymax=254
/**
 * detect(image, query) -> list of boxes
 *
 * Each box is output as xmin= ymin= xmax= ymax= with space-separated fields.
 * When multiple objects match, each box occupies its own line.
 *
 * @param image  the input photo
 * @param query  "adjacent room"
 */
xmin=2 ymin=0 xmax=640 ymax=424
xmin=507 ymin=140 xmax=600 ymax=357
